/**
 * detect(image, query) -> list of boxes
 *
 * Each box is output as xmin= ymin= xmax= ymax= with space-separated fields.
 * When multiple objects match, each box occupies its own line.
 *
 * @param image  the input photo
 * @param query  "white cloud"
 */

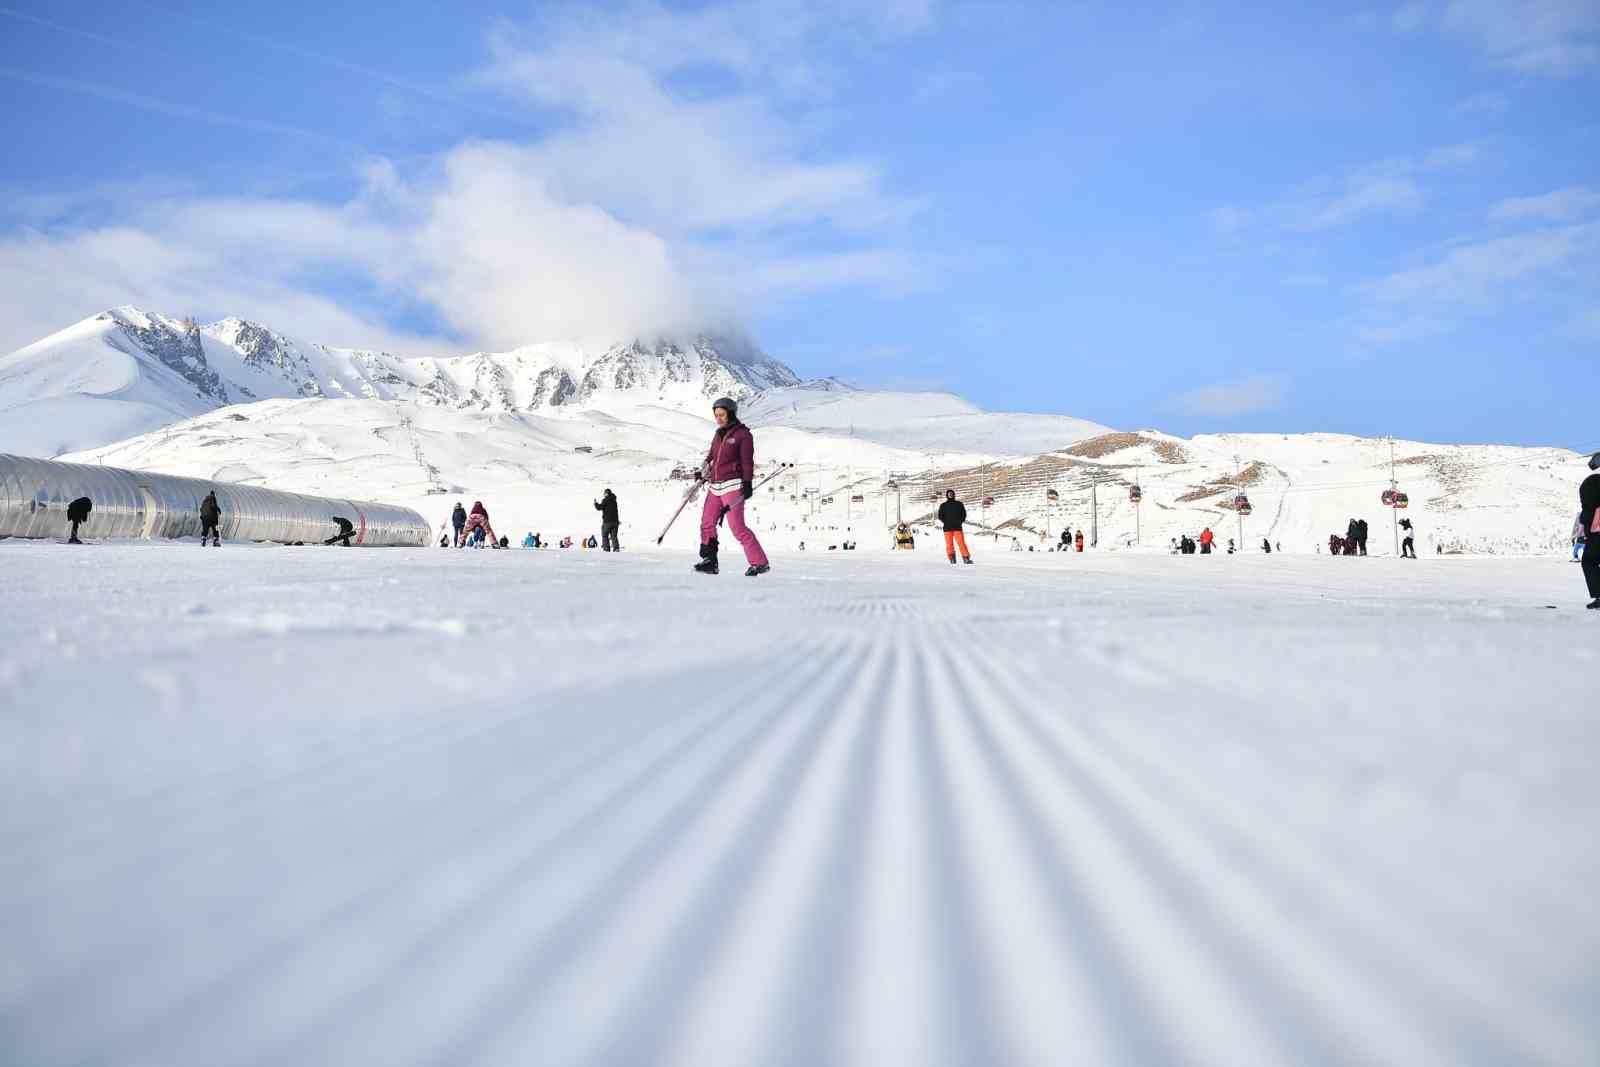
xmin=1354 ymin=316 xmax=1452 ymax=344
xmin=0 ymin=223 xmax=439 ymax=355
xmin=1488 ymin=186 xmax=1600 ymax=222
xmin=1210 ymin=143 xmax=1480 ymax=234
xmin=1442 ymin=0 xmax=1600 ymax=74
xmin=0 ymin=0 xmax=927 ymax=355
xmin=1369 ymin=222 xmax=1599 ymax=305
xmin=1169 ymin=377 xmax=1287 ymax=418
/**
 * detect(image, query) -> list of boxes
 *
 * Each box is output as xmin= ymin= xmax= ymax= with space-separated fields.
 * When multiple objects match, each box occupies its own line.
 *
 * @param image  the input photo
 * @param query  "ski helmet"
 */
xmin=712 ymin=396 xmax=738 ymax=419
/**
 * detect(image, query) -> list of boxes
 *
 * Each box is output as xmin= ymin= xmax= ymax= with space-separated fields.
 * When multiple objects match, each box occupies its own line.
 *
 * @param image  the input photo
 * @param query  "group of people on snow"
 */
xmin=40 ymin=398 xmax=1600 ymax=613
xmin=448 ymin=501 xmax=500 ymax=548
xmin=1173 ymin=527 xmax=1216 ymax=555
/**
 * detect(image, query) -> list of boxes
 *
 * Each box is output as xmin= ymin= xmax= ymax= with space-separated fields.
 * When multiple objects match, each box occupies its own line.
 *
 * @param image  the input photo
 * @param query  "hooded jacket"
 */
xmin=595 ymin=491 xmax=620 ymax=525
xmin=704 ymin=420 xmax=755 ymax=489
xmin=200 ymin=492 xmax=220 ymax=524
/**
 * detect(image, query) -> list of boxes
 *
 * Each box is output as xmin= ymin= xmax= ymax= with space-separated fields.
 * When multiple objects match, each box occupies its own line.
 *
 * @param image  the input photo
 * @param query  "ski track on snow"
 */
xmin=0 ymin=541 xmax=1596 ymax=1067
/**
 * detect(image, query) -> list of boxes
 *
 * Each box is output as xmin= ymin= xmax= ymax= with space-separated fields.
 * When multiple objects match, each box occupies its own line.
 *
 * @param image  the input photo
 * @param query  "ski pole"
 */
xmin=655 ymin=462 xmax=793 ymax=545
xmin=655 ymin=480 xmax=704 ymax=545
xmin=749 ymin=462 xmax=794 ymax=494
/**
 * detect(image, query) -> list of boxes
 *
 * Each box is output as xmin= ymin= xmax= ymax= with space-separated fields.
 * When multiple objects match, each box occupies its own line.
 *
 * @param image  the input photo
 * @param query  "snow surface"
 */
xmin=1 ymin=541 xmax=1596 ymax=1067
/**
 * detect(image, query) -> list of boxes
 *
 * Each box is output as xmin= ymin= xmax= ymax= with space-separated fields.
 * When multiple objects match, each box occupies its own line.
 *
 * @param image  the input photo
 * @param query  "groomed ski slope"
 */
xmin=1 ymin=542 xmax=1595 ymax=1067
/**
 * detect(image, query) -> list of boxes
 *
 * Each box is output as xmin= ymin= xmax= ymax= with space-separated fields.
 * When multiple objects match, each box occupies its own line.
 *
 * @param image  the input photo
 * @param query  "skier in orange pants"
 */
xmin=937 ymin=489 xmax=974 ymax=565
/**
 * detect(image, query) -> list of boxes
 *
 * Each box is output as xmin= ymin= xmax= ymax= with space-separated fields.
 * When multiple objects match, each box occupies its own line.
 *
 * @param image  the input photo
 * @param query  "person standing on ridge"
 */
xmin=694 ymin=397 xmax=770 ymax=577
xmin=594 ymin=489 xmax=621 ymax=552
xmin=200 ymin=490 xmax=222 ymax=547
xmin=451 ymin=501 xmax=467 ymax=547
xmin=937 ymin=489 xmax=973 ymax=565
xmin=1579 ymin=452 xmax=1600 ymax=609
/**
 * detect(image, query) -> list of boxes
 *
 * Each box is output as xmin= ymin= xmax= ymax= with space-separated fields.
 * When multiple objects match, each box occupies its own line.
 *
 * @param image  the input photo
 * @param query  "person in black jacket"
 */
xmin=937 ymin=489 xmax=973 ymax=564
xmin=1580 ymin=452 xmax=1600 ymax=608
xmin=451 ymin=502 xmax=467 ymax=547
xmin=594 ymin=488 xmax=621 ymax=552
xmin=65 ymin=496 xmax=92 ymax=544
xmin=325 ymin=516 xmax=355 ymax=547
xmin=200 ymin=491 xmax=222 ymax=547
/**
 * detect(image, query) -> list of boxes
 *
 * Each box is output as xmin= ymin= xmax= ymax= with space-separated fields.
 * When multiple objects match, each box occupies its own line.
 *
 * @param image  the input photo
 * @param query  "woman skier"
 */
xmin=694 ymin=397 xmax=770 ymax=576
xmin=461 ymin=501 xmax=496 ymax=548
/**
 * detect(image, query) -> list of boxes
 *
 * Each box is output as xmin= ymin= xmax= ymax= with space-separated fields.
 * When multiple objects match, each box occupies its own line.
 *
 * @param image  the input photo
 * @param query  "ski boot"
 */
xmin=693 ymin=539 xmax=719 ymax=575
xmin=948 ymin=553 xmax=957 ymax=564
xmin=1588 ymin=598 xmax=1600 ymax=610
xmin=745 ymin=564 xmax=770 ymax=577
xmin=963 ymin=556 xmax=974 ymax=564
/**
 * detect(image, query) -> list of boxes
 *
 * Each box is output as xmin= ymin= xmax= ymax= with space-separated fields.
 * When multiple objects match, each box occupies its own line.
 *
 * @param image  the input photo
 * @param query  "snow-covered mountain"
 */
xmin=7 ymin=305 xmax=1589 ymax=556
xmin=0 ymin=306 xmax=799 ymax=455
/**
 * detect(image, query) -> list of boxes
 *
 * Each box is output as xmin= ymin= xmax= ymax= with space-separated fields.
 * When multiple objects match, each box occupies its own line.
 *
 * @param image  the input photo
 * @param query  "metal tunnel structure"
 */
xmin=0 ymin=454 xmax=431 ymax=546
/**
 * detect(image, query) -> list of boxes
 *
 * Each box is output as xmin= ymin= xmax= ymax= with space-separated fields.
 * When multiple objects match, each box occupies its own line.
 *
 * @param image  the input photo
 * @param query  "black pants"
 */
xmin=202 ymin=520 xmax=219 ymax=545
xmin=1402 ymin=536 xmax=1414 ymax=558
xmin=1583 ymin=535 xmax=1600 ymax=599
xmin=602 ymin=522 xmax=620 ymax=552
xmin=68 ymin=520 xmax=83 ymax=543
xmin=453 ymin=523 xmax=464 ymax=546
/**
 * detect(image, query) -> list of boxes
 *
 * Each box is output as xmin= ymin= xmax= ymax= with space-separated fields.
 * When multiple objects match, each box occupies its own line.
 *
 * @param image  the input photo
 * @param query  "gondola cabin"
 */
xmin=1233 ymin=493 xmax=1253 ymax=516
xmin=1046 ymin=489 xmax=1059 ymax=502
xmin=1129 ymin=485 xmax=1143 ymax=503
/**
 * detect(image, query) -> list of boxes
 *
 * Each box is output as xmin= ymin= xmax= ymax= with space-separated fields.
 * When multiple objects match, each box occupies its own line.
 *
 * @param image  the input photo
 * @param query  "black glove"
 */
xmin=740 ymin=480 xmax=753 ymax=500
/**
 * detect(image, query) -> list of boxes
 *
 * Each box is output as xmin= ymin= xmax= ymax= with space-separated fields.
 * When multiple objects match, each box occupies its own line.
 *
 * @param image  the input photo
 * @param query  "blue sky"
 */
xmin=1 ymin=1 xmax=1596 ymax=446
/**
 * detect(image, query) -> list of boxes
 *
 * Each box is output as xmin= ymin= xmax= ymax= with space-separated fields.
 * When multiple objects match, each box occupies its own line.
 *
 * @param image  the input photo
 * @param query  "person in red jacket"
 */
xmin=1075 ymin=529 xmax=1085 ymax=552
xmin=461 ymin=501 xmax=497 ymax=548
xmin=694 ymin=397 xmax=770 ymax=576
xmin=1199 ymin=527 xmax=1215 ymax=554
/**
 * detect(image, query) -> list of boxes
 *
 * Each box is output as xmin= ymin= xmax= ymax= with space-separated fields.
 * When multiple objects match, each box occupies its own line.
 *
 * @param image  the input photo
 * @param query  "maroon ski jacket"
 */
xmin=704 ymin=422 xmax=755 ymax=486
